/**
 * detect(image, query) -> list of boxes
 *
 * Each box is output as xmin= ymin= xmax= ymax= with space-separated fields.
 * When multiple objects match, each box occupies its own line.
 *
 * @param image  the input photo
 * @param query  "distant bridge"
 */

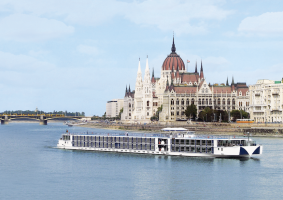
xmin=0 ymin=114 xmax=87 ymax=125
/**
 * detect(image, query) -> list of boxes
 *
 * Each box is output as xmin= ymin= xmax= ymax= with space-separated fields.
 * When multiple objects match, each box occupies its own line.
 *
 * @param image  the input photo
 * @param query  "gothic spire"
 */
xmin=232 ymin=76 xmax=234 ymax=85
xmin=200 ymin=60 xmax=203 ymax=72
xmin=125 ymin=85 xmax=128 ymax=93
xmin=195 ymin=61 xmax=198 ymax=73
xmin=145 ymin=56 xmax=149 ymax=71
xmin=138 ymin=58 xmax=141 ymax=74
xmin=166 ymin=76 xmax=169 ymax=86
xmin=129 ymin=84 xmax=131 ymax=93
xmin=152 ymin=67 xmax=154 ymax=78
xmin=171 ymin=35 xmax=176 ymax=53
xmin=226 ymin=77 xmax=229 ymax=86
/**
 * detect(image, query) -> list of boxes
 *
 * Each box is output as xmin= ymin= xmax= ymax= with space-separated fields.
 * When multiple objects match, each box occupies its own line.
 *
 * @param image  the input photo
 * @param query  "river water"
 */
xmin=0 ymin=123 xmax=283 ymax=200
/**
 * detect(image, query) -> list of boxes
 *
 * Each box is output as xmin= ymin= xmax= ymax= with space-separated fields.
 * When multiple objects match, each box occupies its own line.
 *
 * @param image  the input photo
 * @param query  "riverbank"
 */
xmin=78 ymin=121 xmax=283 ymax=137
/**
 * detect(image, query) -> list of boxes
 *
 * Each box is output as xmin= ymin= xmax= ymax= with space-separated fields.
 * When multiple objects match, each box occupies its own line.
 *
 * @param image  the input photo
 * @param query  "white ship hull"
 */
xmin=57 ymin=132 xmax=262 ymax=158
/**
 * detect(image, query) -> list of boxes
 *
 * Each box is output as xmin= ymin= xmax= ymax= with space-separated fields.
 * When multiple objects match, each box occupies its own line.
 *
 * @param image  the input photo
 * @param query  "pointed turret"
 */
xmin=200 ymin=60 xmax=204 ymax=79
xmin=138 ymin=57 xmax=141 ymax=74
xmin=129 ymin=84 xmax=131 ymax=93
xmin=171 ymin=35 xmax=176 ymax=53
xmin=165 ymin=76 xmax=169 ymax=91
xmin=125 ymin=85 xmax=128 ymax=97
xmin=176 ymin=65 xmax=180 ymax=80
xmin=195 ymin=61 xmax=198 ymax=73
xmin=231 ymin=76 xmax=235 ymax=91
xmin=145 ymin=55 xmax=149 ymax=72
xmin=151 ymin=67 xmax=155 ymax=83
xmin=226 ymin=77 xmax=229 ymax=86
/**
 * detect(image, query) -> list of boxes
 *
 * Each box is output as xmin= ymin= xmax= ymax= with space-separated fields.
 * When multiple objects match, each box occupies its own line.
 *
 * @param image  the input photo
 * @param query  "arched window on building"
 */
xmin=176 ymin=98 xmax=179 ymax=105
xmin=206 ymin=98 xmax=208 ymax=105
xmin=186 ymin=99 xmax=189 ymax=105
xmin=223 ymin=99 xmax=225 ymax=105
xmin=227 ymin=99 xmax=230 ymax=105
xmin=202 ymin=98 xmax=205 ymax=105
xmin=218 ymin=98 xmax=220 ymax=105
xmin=147 ymin=101 xmax=149 ymax=106
xmin=181 ymin=99 xmax=184 ymax=105
xmin=198 ymin=98 xmax=201 ymax=104
xmin=209 ymin=98 xmax=212 ymax=105
xmin=232 ymin=99 xmax=235 ymax=105
xmin=129 ymin=103 xmax=131 ymax=108
xmin=171 ymin=99 xmax=174 ymax=105
xmin=191 ymin=99 xmax=194 ymax=105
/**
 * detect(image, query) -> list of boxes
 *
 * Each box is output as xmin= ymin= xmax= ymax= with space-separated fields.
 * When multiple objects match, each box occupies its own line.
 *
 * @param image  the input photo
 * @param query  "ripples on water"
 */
xmin=0 ymin=123 xmax=283 ymax=200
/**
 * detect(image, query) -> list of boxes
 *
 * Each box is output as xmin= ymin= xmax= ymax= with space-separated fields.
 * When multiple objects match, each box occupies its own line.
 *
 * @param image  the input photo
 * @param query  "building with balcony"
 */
xmin=249 ymin=79 xmax=283 ymax=122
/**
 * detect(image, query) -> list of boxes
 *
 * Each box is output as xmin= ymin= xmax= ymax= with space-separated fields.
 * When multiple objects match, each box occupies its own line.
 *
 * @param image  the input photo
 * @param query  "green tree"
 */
xmin=199 ymin=107 xmax=214 ymax=122
xmin=151 ymin=105 xmax=162 ymax=121
xmin=118 ymin=108 xmax=123 ymax=120
xmin=231 ymin=109 xmax=249 ymax=121
xmin=185 ymin=104 xmax=197 ymax=119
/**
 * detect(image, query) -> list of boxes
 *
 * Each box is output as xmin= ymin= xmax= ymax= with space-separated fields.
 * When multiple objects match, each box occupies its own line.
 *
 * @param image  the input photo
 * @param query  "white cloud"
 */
xmin=238 ymin=12 xmax=283 ymax=36
xmin=77 ymin=45 xmax=101 ymax=56
xmin=0 ymin=51 xmax=55 ymax=72
xmin=124 ymin=0 xmax=233 ymax=35
xmin=0 ymin=0 xmax=232 ymax=35
xmin=0 ymin=14 xmax=74 ymax=42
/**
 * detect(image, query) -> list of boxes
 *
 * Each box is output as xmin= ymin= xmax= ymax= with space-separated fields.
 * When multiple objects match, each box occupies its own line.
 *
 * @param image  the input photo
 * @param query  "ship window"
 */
xmin=196 ymin=147 xmax=201 ymax=152
xmin=196 ymin=140 xmax=200 ymax=145
xmin=191 ymin=147 xmax=195 ymax=152
xmin=207 ymin=148 xmax=212 ymax=153
xmin=221 ymin=148 xmax=223 ymax=151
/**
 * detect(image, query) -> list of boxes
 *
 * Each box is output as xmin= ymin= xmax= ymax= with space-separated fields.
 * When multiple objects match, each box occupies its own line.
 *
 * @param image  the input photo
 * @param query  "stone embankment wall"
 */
xmin=82 ymin=121 xmax=283 ymax=137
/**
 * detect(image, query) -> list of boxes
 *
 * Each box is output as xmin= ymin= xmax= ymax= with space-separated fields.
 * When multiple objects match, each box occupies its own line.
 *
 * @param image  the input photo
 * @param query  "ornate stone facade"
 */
xmin=121 ymin=38 xmax=250 ymax=122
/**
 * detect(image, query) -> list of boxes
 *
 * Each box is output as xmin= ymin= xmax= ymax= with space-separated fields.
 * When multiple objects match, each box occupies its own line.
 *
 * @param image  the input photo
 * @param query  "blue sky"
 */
xmin=1 ymin=0 xmax=283 ymax=116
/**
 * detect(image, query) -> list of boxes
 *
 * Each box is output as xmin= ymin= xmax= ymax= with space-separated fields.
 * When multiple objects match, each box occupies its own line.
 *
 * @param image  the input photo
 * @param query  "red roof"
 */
xmin=174 ymin=86 xmax=198 ymax=94
xmin=162 ymin=53 xmax=185 ymax=71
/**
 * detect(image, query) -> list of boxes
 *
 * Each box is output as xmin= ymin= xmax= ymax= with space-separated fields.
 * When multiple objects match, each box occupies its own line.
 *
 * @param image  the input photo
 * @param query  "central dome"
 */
xmin=162 ymin=37 xmax=185 ymax=71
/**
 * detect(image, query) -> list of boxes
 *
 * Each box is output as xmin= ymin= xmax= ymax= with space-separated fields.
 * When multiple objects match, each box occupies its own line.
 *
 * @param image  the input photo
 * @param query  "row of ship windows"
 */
xmin=172 ymin=139 xmax=213 ymax=146
xmin=73 ymin=142 xmax=155 ymax=150
xmin=172 ymin=146 xmax=213 ymax=153
xmin=72 ymin=136 xmax=155 ymax=144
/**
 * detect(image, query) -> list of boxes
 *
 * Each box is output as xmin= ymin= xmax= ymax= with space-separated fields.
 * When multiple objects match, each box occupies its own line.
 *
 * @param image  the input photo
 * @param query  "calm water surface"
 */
xmin=0 ymin=123 xmax=283 ymax=200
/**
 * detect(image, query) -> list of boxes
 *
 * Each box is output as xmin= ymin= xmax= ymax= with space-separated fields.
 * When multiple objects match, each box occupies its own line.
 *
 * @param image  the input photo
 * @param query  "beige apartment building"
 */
xmin=249 ymin=79 xmax=283 ymax=123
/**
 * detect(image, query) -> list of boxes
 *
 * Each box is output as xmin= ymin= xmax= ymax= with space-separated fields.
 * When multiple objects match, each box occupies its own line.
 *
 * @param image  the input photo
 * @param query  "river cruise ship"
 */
xmin=57 ymin=128 xmax=262 ymax=158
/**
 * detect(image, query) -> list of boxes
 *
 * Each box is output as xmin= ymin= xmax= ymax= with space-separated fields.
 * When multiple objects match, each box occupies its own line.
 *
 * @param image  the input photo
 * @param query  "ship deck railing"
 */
xmin=66 ymin=132 xmax=171 ymax=138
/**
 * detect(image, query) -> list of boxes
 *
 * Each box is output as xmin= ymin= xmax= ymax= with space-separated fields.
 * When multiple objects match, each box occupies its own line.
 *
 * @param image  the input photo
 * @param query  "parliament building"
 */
xmin=121 ymin=37 xmax=249 ymax=122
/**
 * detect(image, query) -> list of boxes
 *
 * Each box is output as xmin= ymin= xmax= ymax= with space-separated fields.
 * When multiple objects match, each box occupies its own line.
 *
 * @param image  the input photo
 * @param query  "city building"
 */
xmin=249 ymin=79 xmax=283 ymax=123
xmin=106 ymin=99 xmax=124 ymax=118
xmin=120 ymin=37 xmax=250 ymax=123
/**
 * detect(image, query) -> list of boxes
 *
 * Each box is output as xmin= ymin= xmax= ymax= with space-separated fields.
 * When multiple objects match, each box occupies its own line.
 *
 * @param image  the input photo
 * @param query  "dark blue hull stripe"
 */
xmin=253 ymin=147 xmax=260 ymax=154
xmin=240 ymin=147 xmax=249 ymax=155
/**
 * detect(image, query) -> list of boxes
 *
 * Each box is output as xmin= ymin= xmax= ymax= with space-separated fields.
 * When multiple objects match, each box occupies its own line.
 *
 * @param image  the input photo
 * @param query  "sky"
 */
xmin=1 ymin=0 xmax=283 ymax=116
